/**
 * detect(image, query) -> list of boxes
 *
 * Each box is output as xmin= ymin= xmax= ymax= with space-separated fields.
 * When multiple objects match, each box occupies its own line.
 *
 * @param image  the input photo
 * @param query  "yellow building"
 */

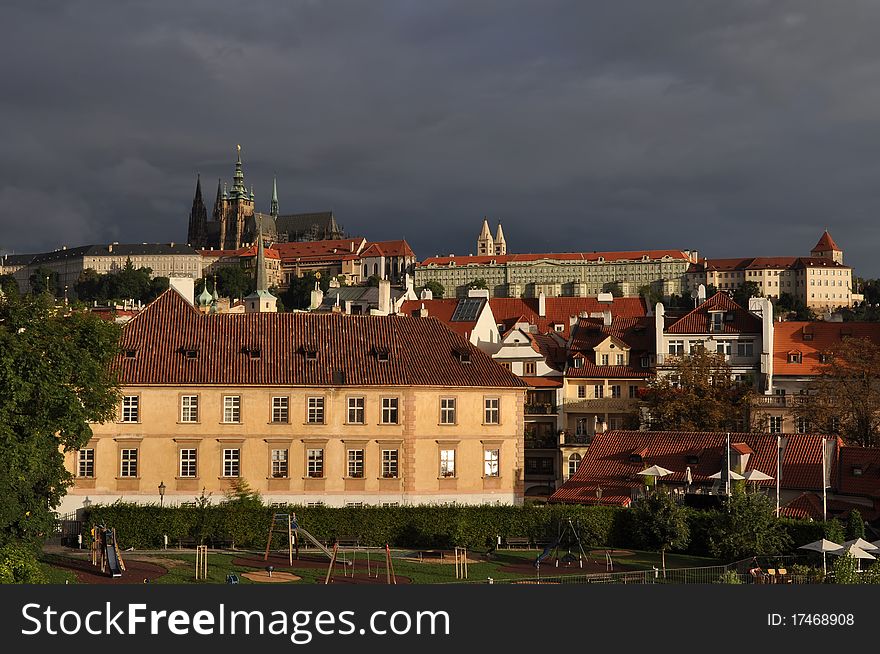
xmin=60 ymin=289 xmax=526 ymax=512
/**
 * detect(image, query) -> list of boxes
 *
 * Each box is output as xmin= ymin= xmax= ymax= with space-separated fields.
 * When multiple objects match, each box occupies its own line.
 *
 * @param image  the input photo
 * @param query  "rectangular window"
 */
xmin=179 ymin=448 xmax=197 ymax=478
xmin=594 ymin=384 xmax=604 ymax=399
xmin=223 ymin=448 xmax=240 ymax=477
xmin=381 ymin=449 xmax=399 ymax=479
xmin=601 ymin=354 xmax=609 ymax=366
xmin=668 ymin=340 xmax=684 ymax=355
xmin=180 ymin=395 xmax=199 ymax=423
xmin=78 ymin=449 xmax=95 ymax=478
xmin=223 ymin=396 xmax=241 ymax=423
xmin=440 ymin=398 xmax=456 ymax=424
xmin=440 ymin=449 xmax=456 ymax=478
xmin=271 ymin=397 xmax=289 ymax=423
xmin=347 ymin=449 xmax=365 ymax=478
xmin=577 ymin=385 xmax=586 ymax=399
xmin=307 ymin=448 xmax=324 ymax=478
xmin=616 ymin=354 xmax=625 ymax=365
xmin=121 ymin=395 xmax=139 ymax=422
xmin=711 ymin=312 xmax=723 ymax=332
xmin=610 ymin=385 xmax=621 ymax=399
xmin=768 ymin=416 xmax=783 ymax=434
xmin=484 ymin=449 xmax=500 ymax=477
xmin=307 ymin=397 xmax=325 ymax=424
xmin=347 ymin=397 xmax=365 ymax=424
xmin=795 ymin=417 xmax=810 ymax=434
xmin=120 ymin=449 xmax=138 ymax=478
xmin=629 ymin=385 xmax=639 ymax=399
xmin=484 ymin=397 xmax=500 ymax=424
xmin=737 ymin=340 xmax=755 ymax=357
xmin=381 ymin=397 xmax=399 ymax=424
xmin=271 ymin=449 xmax=288 ymax=478
xmin=524 ymin=361 xmax=536 ymax=375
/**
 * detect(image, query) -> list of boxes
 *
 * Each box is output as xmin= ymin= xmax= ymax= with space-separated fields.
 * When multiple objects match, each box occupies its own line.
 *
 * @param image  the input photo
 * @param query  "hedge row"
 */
xmin=81 ymin=503 xmax=839 ymax=556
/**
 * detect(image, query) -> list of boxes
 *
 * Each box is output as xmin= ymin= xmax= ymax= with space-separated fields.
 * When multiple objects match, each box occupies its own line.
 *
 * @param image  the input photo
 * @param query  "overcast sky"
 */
xmin=3 ymin=1 xmax=880 ymax=274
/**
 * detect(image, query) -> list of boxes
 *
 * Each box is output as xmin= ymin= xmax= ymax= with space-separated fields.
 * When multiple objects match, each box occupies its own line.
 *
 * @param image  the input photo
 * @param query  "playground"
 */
xmin=44 ymin=512 xmax=719 ymax=584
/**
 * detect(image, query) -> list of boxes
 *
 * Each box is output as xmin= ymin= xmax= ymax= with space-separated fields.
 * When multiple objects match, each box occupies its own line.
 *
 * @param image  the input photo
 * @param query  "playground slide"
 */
xmin=296 ymin=526 xmax=334 ymax=559
xmin=104 ymin=536 xmax=123 ymax=577
xmin=535 ymin=537 xmax=561 ymax=567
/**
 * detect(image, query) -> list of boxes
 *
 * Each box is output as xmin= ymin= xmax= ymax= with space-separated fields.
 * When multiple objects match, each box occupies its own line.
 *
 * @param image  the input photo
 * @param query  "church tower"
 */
xmin=270 ymin=175 xmax=279 ymax=217
xmin=187 ymin=174 xmax=208 ymax=248
xmin=244 ymin=224 xmax=278 ymax=313
xmin=477 ymin=217 xmax=494 ymax=256
xmin=811 ymin=230 xmax=843 ymax=264
xmin=494 ymin=221 xmax=507 ymax=256
xmin=216 ymin=145 xmax=255 ymax=250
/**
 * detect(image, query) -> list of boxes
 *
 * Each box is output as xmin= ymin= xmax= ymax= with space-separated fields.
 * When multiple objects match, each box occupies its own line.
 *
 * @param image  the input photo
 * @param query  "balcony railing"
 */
xmin=563 ymin=398 xmax=633 ymax=413
xmin=525 ymin=403 xmax=557 ymax=415
xmin=752 ymin=395 xmax=808 ymax=408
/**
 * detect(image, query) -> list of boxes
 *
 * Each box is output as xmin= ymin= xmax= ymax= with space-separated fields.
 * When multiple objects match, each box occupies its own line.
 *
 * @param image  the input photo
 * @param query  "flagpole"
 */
xmin=822 ymin=438 xmax=827 ymax=522
xmin=776 ymin=435 xmax=781 ymax=517
xmin=726 ymin=432 xmax=731 ymax=496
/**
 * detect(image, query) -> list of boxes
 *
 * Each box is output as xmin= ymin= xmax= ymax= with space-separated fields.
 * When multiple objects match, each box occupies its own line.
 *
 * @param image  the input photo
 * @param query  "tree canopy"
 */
xmin=639 ymin=348 xmax=753 ymax=431
xmin=74 ymin=259 xmax=168 ymax=305
xmin=0 ymin=293 xmax=121 ymax=547
xmin=709 ymin=490 xmax=792 ymax=561
xmin=421 ymin=280 xmax=444 ymax=298
xmin=631 ymin=491 xmax=690 ymax=575
xmin=279 ymin=271 xmax=330 ymax=311
xmin=793 ymin=336 xmax=880 ymax=447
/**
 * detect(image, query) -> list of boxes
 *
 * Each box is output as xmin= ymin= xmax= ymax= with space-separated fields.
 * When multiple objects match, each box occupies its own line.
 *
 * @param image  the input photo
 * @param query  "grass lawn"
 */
xmin=39 ymin=555 xmax=78 ymax=584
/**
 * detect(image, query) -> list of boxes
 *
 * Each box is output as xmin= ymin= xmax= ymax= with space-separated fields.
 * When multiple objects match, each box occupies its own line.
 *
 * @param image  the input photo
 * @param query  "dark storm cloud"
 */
xmin=3 ymin=1 xmax=880 ymax=273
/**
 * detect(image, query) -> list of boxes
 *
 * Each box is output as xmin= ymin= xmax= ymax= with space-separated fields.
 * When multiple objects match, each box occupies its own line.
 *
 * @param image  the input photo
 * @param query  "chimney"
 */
xmin=309 ymin=283 xmax=324 ymax=310
xmin=419 ymin=302 xmax=428 ymax=318
xmin=538 ymin=291 xmax=546 ymax=317
xmin=108 ymin=244 xmax=113 ymax=253
xmin=169 ymin=278 xmax=195 ymax=306
xmin=378 ymin=279 xmax=391 ymax=315
xmin=603 ymin=309 xmax=612 ymax=326
xmin=420 ymin=287 xmax=433 ymax=301
xmin=594 ymin=417 xmax=606 ymax=435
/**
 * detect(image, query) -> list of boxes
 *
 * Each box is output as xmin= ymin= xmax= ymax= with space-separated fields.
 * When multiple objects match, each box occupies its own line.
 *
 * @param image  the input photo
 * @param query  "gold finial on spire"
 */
xmin=236 ymin=144 xmax=241 ymax=152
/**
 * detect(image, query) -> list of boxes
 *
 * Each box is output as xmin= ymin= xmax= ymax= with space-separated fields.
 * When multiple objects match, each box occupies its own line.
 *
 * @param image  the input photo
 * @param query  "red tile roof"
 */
xmin=780 ymin=492 xmax=878 ymax=521
xmin=665 ymin=292 xmax=762 ymax=335
xmin=419 ymin=250 xmax=692 ymax=266
xmin=274 ymin=238 xmax=365 ymax=263
xmin=398 ymin=299 xmax=479 ymax=339
xmin=520 ymin=376 xmax=563 ymax=388
xmin=118 ymin=290 xmax=526 ymax=389
xmin=361 ymin=240 xmax=416 ymax=258
xmin=837 ymin=447 xmax=880 ymax=498
xmin=772 ymin=321 xmax=880 ymax=376
xmin=200 ymin=246 xmax=281 ymax=260
xmin=489 ymin=296 xmax=647 ymax=338
xmin=549 ymin=430 xmax=839 ymax=505
xmin=565 ymin=317 xmax=655 ymax=379
xmin=812 ymin=230 xmax=841 ymax=253
xmin=687 ymin=255 xmax=849 ymax=273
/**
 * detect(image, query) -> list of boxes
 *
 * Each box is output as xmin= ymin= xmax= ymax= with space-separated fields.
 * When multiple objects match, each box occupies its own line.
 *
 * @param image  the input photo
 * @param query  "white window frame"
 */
xmin=484 ymin=397 xmax=500 ymax=424
xmin=347 ymin=448 xmax=365 ymax=478
xmin=439 ymin=449 xmax=456 ymax=478
xmin=271 ymin=396 xmax=289 ymax=424
xmin=381 ymin=397 xmax=399 ymax=425
xmin=223 ymin=396 xmax=241 ymax=423
xmin=121 ymin=395 xmax=139 ymax=423
xmin=180 ymin=395 xmax=199 ymax=423
xmin=271 ymin=448 xmax=289 ymax=478
xmin=179 ymin=448 xmax=197 ymax=478
xmin=120 ymin=448 xmax=138 ymax=478
xmin=381 ymin=449 xmax=399 ymax=479
xmin=440 ymin=397 xmax=456 ymax=425
xmin=307 ymin=397 xmax=325 ymax=424
xmin=78 ymin=448 xmax=95 ymax=478
xmin=484 ymin=449 xmax=500 ymax=478
xmin=222 ymin=448 xmax=240 ymax=477
xmin=307 ymin=448 xmax=324 ymax=478
xmin=347 ymin=397 xmax=365 ymax=424
xmin=768 ymin=416 xmax=783 ymax=434
xmin=568 ymin=453 xmax=582 ymax=478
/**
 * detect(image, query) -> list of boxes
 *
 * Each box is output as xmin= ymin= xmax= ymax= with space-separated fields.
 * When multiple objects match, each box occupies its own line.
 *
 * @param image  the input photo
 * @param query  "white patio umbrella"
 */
xmin=742 ymin=469 xmax=774 ymax=482
xmin=798 ymin=539 xmax=843 ymax=575
xmin=638 ymin=465 xmax=674 ymax=477
xmin=841 ymin=544 xmax=876 ymax=571
xmin=842 ymin=538 xmax=879 ymax=552
xmin=872 ymin=539 xmax=880 ymax=551
xmin=708 ymin=469 xmax=745 ymax=480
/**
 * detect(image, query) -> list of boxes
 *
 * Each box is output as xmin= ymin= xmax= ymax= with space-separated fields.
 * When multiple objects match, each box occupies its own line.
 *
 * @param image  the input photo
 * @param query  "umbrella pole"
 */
xmin=823 ymin=551 xmax=826 ymax=576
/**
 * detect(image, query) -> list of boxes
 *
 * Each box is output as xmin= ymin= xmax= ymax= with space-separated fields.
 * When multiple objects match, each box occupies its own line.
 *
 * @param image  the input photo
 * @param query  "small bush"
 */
xmin=0 ymin=544 xmax=46 ymax=584
xmin=714 ymin=570 xmax=742 ymax=584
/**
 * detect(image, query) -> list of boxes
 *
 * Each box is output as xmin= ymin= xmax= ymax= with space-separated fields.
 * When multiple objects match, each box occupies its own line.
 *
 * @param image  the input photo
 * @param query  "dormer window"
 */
xmin=629 ymin=453 xmax=643 ymax=463
xmin=247 ymin=348 xmax=261 ymax=360
xmin=453 ymin=345 xmax=472 ymax=364
xmin=788 ymin=351 xmax=802 ymax=364
xmin=301 ymin=346 xmax=318 ymax=361
xmin=803 ymin=333 xmax=814 ymax=341
xmin=124 ymin=349 xmax=137 ymax=359
xmin=554 ymin=324 xmax=564 ymax=333
xmin=710 ymin=312 xmax=723 ymax=332
xmin=685 ymin=454 xmax=699 ymax=465
xmin=180 ymin=347 xmax=199 ymax=360
xmin=818 ymin=353 xmax=831 ymax=363
xmin=373 ymin=346 xmax=390 ymax=362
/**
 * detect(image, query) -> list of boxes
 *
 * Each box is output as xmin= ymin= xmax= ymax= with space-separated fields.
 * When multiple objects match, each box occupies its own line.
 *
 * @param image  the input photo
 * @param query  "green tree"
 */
xmin=215 ymin=265 xmax=255 ymax=300
xmin=845 ymin=509 xmax=866 ymax=541
xmin=733 ymin=281 xmax=761 ymax=308
xmin=705 ymin=284 xmax=719 ymax=298
xmin=29 ymin=266 xmax=58 ymax=296
xmin=602 ymin=282 xmax=623 ymax=297
xmin=0 ymin=293 xmax=121 ymax=548
xmin=279 ymin=271 xmax=329 ymax=311
xmin=794 ymin=336 xmax=880 ymax=447
xmin=366 ymin=274 xmax=382 ymax=287
xmin=640 ymin=348 xmax=753 ymax=431
xmin=631 ymin=491 xmax=690 ymax=577
xmin=774 ymin=292 xmax=816 ymax=321
xmin=833 ymin=552 xmax=861 ymax=584
xmin=421 ymin=280 xmax=444 ymax=299
xmin=709 ymin=490 xmax=792 ymax=562
xmin=469 ymin=278 xmax=488 ymax=290
xmin=0 ymin=543 xmax=45 ymax=584
xmin=148 ymin=277 xmax=170 ymax=302
xmin=638 ymin=283 xmax=664 ymax=308
xmin=0 ymin=274 xmax=19 ymax=297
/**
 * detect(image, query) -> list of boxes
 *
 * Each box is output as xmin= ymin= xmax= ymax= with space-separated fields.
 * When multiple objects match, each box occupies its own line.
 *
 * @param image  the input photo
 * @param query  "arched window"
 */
xmin=373 ymin=263 xmax=379 ymax=276
xmin=568 ymin=453 xmax=582 ymax=478
xmin=363 ymin=264 xmax=368 ymax=278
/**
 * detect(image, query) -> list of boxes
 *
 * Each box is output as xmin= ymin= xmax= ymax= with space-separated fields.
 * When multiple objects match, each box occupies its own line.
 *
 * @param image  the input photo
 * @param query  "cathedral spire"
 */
xmin=270 ymin=175 xmax=279 ymax=217
xmin=231 ymin=144 xmax=246 ymax=198
xmin=188 ymin=173 xmax=208 ymax=247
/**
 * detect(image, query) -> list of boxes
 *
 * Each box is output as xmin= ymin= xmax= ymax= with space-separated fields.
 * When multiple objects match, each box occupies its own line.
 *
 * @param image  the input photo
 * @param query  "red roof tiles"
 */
xmin=118 ymin=290 xmax=525 ymax=389
xmin=665 ymin=292 xmax=762 ymax=335
xmin=812 ymin=230 xmax=841 ymax=253
xmin=772 ymin=321 xmax=880 ymax=376
xmin=419 ymin=250 xmax=692 ymax=266
xmin=489 ymin=297 xmax=647 ymax=338
xmin=549 ymin=430 xmax=840 ymax=505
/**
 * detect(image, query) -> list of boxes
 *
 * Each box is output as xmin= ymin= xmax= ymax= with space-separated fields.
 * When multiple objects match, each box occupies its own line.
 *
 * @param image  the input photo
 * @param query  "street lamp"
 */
xmin=158 ymin=481 xmax=166 ymax=508
xmin=82 ymin=496 xmax=92 ymax=509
